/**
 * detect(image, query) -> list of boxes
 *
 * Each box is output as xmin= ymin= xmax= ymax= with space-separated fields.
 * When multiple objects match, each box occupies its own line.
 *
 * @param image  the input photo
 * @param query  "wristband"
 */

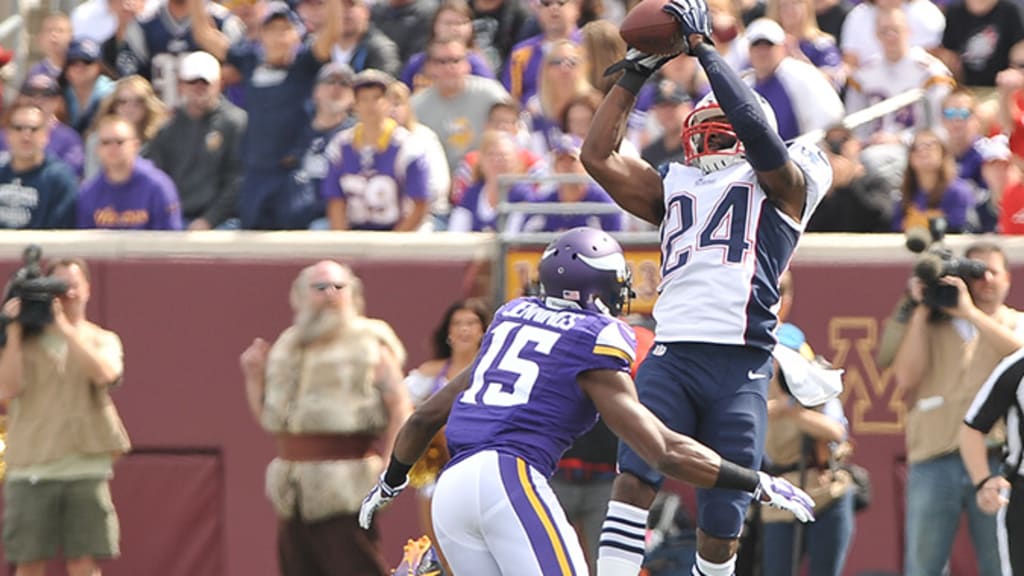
xmin=714 ymin=459 xmax=760 ymax=492
xmin=615 ymin=69 xmax=648 ymax=96
xmin=974 ymin=474 xmax=997 ymax=493
xmin=383 ymin=454 xmax=413 ymax=489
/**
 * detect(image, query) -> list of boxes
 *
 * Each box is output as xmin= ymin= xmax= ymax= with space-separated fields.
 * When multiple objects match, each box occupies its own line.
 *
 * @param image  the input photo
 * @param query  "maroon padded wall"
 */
xmin=1 ymin=255 xmax=1015 ymax=575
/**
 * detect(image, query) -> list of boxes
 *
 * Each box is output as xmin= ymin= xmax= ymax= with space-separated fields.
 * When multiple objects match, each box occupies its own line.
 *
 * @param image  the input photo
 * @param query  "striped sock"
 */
xmin=596 ymin=500 xmax=648 ymax=576
xmin=691 ymin=553 xmax=736 ymax=576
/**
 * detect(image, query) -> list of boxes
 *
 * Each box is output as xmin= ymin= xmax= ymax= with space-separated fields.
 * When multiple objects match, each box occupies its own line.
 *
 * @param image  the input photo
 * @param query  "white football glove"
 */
xmin=754 ymin=471 xmax=816 ymax=523
xmin=358 ymin=473 xmax=408 ymax=530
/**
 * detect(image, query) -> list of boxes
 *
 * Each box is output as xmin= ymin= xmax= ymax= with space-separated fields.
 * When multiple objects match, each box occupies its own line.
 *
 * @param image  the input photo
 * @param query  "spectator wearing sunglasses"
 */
xmin=77 ymin=115 xmax=182 ymax=230
xmin=0 ymin=104 xmax=77 ymax=229
xmin=525 ymin=39 xmax=599 ymax=158
xmin=941 ymin=88 xmax=999 ymax=232
xmin=239 ymin=260 xmax=411 ymax=576
xmin=501 ymin=0 xmax=582 ymax=106
xmin=0 ymin=74 xmax=84 ymax=178
xmin=82 ymin=75 xmax=167 ymax=183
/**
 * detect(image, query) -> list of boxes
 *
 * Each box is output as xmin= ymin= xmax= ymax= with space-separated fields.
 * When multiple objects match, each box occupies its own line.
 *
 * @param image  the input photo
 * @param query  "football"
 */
xmin=619 ymin=0 xmax=684 ymax=55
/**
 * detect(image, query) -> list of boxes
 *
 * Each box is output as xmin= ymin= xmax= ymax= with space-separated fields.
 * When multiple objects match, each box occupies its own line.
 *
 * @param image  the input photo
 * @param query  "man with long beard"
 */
xmin=240 ymin=260 xmax=412 ymax=575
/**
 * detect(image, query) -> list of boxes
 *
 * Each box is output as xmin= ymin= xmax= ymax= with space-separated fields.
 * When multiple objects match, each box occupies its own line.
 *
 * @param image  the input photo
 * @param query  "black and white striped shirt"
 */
xmin=965 ymin=347 xmax=1024 ymax=478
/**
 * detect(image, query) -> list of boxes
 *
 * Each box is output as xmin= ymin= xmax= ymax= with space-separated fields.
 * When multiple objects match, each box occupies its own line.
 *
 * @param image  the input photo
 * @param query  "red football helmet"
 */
xmin=680 ymin=91 xmax=779 ymax=173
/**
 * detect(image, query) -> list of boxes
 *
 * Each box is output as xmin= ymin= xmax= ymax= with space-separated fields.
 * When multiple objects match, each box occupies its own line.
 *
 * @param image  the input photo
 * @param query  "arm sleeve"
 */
xmin=965 ymin=347 xmax=1024 ymax=433
xmin=204 ymin=111 xmax=247 ymax=225
xmin=151 ymin=173 xmax=183 ymax=230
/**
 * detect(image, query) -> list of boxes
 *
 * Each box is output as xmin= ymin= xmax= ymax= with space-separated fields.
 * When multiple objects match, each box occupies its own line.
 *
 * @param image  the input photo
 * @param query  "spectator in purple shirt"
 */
xmin=892 ymin=129 xmax=978 ymax=233
xmin=501 ymin=0 xmax=582 ymax=105
xmin=321 ymin=70 xmax=431 ymax=231
xmin=0 ymin=75 xmax=85 ymax=178
xmin=448 ymin=129 xmax=532 ymax=231
xmin=517 ymin=135 xmax=621 ymax=233
xmin=77 ymin=116 xmax=183 ymax=230
xmin=399 ymin=0 xmax=494 ymax=91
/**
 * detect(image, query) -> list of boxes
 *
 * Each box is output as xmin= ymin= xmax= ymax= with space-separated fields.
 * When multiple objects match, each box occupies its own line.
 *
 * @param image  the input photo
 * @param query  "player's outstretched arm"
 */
xmin=358 ymin=368 xmax=471 ymax=529
xmin=662 ymin=0 xmax=809 ymax=220
xmin=578 ymin=368 xmax=816 ymax=522
xmin=580 ymin=56 xmax=670 ymax=226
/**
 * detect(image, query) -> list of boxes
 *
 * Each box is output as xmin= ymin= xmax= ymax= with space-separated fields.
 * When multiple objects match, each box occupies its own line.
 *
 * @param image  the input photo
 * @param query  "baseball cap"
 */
xmin=653 ymin=80 xmax=691 ymax=107
xmin=551 ymin=134 xmax=583 ymax=159
xmin=20 ymin=74 xmax=60 ymax=97
xmin=746 ymin=18 xmax=785 ymax=45
xmin=317 ymin=62 xmax=355 ymax=85
xmin=180 ymin=51 xmax=221 ymax=83
xmin=352 ymin=69 xmax=395 ymax=92
xmin=262 ymin=1 xmax=304 ymax=27
xmin=66 ymin=38 xmax=101 ymax=64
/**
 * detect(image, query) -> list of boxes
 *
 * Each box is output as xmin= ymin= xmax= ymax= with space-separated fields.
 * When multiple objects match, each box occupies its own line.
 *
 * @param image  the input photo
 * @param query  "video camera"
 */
xmin=0 ymin=245 xmax=68 ymax=344
xmin=906 ymin=217 xmax=988 ymax=310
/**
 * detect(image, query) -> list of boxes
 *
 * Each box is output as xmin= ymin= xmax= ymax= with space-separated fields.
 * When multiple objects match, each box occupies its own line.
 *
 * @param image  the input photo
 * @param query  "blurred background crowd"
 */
xmin=0 ymin=0 xmax=1021 ymax=235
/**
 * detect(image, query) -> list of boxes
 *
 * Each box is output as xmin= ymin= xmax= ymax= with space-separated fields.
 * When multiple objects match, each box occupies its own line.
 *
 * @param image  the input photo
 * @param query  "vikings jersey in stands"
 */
xmin=654 ymin=142 xmax=832 ymax=350
xmin=445 ymin=297 xmax=637 ymax=478
xmin=320 ymin=120 xmax=431 ymax=230
xmin=846 ymin=46 xmax=954 ymax=140
xmin=109 ymin=2 xmax=244 ymax=106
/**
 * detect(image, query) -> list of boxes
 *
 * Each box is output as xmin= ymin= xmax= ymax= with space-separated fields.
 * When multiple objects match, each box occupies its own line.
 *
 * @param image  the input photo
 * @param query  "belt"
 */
xmin=276 ymin=433 xmax=377 ymax=462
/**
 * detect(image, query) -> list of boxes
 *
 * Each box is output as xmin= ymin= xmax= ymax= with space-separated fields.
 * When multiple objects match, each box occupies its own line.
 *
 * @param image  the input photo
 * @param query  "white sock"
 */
xmin=596 ymin=500 xmax=648 ymax=576
xmin=691 ymin=553 xmax=736 ymax=576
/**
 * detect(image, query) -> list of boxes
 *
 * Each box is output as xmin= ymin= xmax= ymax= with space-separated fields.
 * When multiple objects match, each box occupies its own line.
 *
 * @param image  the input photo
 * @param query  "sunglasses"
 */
xmin=310 ymin=282 xmax=346 ymax=292
xmin=99 ymin=137 xmax=133 ymax=147
xmin=539 ymin=0 xmax=571 ymax=6
xmin=942 ymin=107 xmax=971 ymax=120
xmin=319 ymin=77 xmax=350 ymax=87
xmin=9 ymin=124 xmax=43 ymax=133
xmin=431 ymin=56 xmax=466 ymax=65
xmin=547 ymin=57 xmax=579 ymax=68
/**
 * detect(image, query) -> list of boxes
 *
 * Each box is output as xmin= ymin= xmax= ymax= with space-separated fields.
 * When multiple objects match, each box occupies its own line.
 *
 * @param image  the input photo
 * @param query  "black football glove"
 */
xmin=662 ymin=0 xmax=714 ymax=55
xmin=604 ymin=47 xmax=680 ymax=79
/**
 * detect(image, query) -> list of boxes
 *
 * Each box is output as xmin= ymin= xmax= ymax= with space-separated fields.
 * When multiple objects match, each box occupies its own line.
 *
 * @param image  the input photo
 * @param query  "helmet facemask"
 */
xmin=681 ymin=105 xmax=746 ymax=173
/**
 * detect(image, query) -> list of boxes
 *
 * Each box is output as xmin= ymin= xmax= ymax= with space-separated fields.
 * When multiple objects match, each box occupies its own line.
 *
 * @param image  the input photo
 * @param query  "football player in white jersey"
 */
xmin=580 ymin=0 xmax=834 ymax=575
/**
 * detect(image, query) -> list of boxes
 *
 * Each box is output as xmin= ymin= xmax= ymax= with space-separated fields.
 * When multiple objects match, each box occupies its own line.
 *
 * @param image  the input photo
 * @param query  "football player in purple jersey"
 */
xmin=359 ymin=227 xmax=814 ymax=576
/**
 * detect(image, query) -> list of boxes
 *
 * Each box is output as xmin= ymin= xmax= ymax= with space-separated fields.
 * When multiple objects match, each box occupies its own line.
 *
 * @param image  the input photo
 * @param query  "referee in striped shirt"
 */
xmin=961 ymin=346 xmax=1024 ymax=576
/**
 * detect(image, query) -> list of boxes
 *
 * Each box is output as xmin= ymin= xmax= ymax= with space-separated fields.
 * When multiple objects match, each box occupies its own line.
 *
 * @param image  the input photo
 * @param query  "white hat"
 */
xmin=746 ymin=18 xmax=786 ymax=45
xmin=180 ymin=51 xmax=221 ymax=83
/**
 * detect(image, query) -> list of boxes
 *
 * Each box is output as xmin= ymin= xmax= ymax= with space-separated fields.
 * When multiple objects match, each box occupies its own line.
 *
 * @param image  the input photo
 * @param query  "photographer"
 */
xmin=885 ymin=241 xmax=1023 ymax=576
xmin=0 ymin=257 xmax=129 ymax=576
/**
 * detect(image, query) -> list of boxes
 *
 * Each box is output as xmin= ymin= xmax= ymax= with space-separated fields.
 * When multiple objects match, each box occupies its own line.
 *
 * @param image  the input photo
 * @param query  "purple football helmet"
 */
xmin=538 ymin=227 xmax=633 ymax=317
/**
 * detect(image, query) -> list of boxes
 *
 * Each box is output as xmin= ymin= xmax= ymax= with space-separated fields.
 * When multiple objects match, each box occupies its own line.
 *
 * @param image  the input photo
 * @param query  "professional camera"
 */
xmin=0 ymin=245 xmax=68 ymax=342
xmin=906 ymin=218 xmax=988 ymax=310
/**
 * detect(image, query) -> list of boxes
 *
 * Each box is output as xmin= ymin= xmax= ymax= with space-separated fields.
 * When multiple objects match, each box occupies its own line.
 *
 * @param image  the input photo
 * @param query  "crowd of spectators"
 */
xmin=0 ymin=0 xmax=1022 ymax=233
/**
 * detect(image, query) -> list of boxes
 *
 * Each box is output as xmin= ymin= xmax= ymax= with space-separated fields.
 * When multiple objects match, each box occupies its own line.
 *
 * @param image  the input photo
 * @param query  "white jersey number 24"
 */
xmin=661 ymin=183 xmax=753 ymax=278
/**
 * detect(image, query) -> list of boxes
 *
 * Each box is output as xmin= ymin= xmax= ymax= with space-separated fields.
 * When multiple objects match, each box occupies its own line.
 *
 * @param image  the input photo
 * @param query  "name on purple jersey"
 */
xmin=500 ymin=300 xmax=581 ymax=331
